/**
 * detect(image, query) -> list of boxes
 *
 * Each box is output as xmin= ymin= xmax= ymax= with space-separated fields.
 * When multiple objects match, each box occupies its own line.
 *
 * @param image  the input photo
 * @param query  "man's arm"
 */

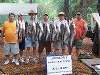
xmin=54 ymin=20 xmax=60 ymax=41
xmin=54 ymin=21 xmax=57 ymax=32
xmin=1 ymin=24 xmax=5 ymax=45
xmin=81 ymin=21 xmax=88 ymax=39
xmin=66 ymin=21 xmax=70 ymax=36
xmin=63 ymin=21 xmax=70 ymax=41
xmin=2 ymin=24 xmax=5 ymax=38
xmin=16 ymin=20 xmax=19 ymax=34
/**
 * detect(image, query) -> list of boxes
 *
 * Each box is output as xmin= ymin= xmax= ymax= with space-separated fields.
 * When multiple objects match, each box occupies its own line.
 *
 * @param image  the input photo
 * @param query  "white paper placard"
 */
xmin=47 ymin=55 xmax=72 ymax=75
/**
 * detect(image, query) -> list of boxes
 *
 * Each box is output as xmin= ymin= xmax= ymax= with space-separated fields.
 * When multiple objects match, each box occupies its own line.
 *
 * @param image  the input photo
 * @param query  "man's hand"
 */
xmin=18 ymin=36 xmax=22 ymax=43
xmin=0 ymin=37 xmax=4 ymax=46
xmin=81 ymin=35 xmax=86 ymax=39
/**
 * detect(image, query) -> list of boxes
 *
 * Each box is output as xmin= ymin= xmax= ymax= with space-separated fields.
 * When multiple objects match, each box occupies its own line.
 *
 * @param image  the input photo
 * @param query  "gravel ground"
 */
xmin=0 ymin=37 xmax=97 ymax=75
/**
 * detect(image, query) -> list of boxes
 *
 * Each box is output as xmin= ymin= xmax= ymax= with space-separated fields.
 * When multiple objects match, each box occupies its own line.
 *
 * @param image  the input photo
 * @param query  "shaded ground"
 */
xmin=0 ymin=37 xmax=97 ymax=75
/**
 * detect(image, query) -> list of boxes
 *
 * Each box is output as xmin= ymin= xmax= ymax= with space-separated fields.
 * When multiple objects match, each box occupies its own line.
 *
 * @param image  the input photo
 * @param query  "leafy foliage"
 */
xmin=0 ymin=0 xmax=98 ymax=26
xmin=69 ymin=0 xmax=98 ymax=26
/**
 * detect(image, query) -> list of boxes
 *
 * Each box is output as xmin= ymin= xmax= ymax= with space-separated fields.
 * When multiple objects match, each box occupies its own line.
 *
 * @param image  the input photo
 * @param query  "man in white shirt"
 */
xmin=38 ymin=13 xmax=52 ymax=62
xmin=28 ymin=10 xmax=38 ymax=58
xmin=16 ymin=14 xmax=25 ymax=63
xmin=53 ymin=12 xmax=70 ymax=55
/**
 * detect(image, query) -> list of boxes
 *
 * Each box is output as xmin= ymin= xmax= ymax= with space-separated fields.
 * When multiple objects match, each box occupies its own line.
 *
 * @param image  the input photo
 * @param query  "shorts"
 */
xmin=38 ymin=41 xmax=51 ymax=55
xmin=32 ymin=40 xmax=38 ymax=48
xmin=53 ymin=40 xmax=68 ymax=49
xmin=4 ymin=43 xmax=19 ymax=55
xmin=25 ymin=37 xmax=32 ymax=48
xmin=19 ymin=38 xmax=25 ymax=50
xmin=32 ymin=36 xmax=38 ymax=48
xmin=72 ymin=39 xmax=83 ymax=49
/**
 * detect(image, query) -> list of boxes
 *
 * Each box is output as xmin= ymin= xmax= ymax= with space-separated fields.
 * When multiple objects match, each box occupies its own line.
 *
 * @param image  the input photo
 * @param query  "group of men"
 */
xmin=2 ymin=10 xmax=87 ymax=65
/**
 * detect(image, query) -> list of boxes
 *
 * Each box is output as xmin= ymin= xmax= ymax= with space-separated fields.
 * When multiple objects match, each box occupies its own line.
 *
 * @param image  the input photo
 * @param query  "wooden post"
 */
xmin=93 ymin=0 xmax=100 ymax=57
xmin=97 ymin=0 xmax=100 ymax=16
xmin=97 ymin=0 xmax=100 ymax=57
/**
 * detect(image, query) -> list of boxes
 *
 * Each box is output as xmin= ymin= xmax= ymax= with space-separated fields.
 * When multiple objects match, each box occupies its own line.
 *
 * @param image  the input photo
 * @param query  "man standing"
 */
xmin=16 ymin=14 xmax=25 ymax=63
xmin=3 ymin=13 xmax=19 ymax=65
xmin=28 ymin=10 xmax=38 ymax=58
xmin=53 ymin=12 xmax=70 ymax=55
xmin=68 ymin=18 xmax=76 ymax=55
xmin=72 ymin=12 xmax=87 ymax=59
xmin=38 ymin=14 xmax=52 ymax=62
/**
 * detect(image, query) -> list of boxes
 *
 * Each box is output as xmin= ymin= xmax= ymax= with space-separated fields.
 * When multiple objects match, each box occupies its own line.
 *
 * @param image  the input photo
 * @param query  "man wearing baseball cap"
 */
xmin=71 ymin=12 xmax=87 ymax=60
xmin=3 ymin=13 xmax=19 ymax=65
xmin=38 ymin=13 xmax=54 ymax=63
xmin=53 ymin=12 xmax=70 ymax=55
xmin=25 ymin=10 xmax=38 ymax=63
xmin=16 ymin=14 xmax=25 ymax=63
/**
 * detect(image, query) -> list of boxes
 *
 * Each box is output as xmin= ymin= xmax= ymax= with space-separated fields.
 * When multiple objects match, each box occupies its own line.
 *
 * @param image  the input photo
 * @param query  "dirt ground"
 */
xmin=0 ymin=37 xmax=97 ymax=75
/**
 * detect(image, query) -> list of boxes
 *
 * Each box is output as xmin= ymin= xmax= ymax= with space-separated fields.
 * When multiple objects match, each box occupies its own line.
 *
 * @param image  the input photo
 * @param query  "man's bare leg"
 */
xmin=62 ymin=47 xmax=69 ymax=55
xmin=33 ymin=47 xmax=36 ymax=58
xmin=71 ymin=47 xmax=78 ymax=60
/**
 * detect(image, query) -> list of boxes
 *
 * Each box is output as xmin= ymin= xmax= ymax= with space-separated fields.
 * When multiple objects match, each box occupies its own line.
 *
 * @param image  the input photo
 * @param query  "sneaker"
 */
xmin=12 ymin=59 xmax=19 ymax=65
xmin=20 ymin=58 xmax=25 ymax=63
xmin=33 ymin=58 xmax=39 ymax=63
xmin=12 ymin=59 xmax=16 ymax=63
xmin=26 ymin=58 xmax=29 ymax=63
xmin=4 ymin=59 xmax=9 ymax=65
xmin=15 ymin=59 xmax=19 ymax=65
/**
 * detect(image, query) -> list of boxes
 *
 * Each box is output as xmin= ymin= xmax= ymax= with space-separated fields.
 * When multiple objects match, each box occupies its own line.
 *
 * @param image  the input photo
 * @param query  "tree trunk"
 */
xmin=29 ymin=0 xmax=32 ymax=3
xmin=64 ymin=0 xmax=69 ymax=20
xmin=78 ymin=0 xmax=87 ymax=18
xmin=92 ymin=0 xmax=100 ymax=57
xmin=97 ymin=0 xmax=100 ymax=16
xmin=78 ymin=0 xmax=93 ymax=18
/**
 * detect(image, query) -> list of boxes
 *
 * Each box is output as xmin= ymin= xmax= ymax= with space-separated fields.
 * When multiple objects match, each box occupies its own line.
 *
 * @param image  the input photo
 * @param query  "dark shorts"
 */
xmin=72 ymin=39 xmax=83 ymax=49
xmin=32 ymin=40 xmax=38 ymax=48
xmin=38 ymin=41 xmax=51 ymax=55
xmin=19 ymin=38 xmax=25 ymax=51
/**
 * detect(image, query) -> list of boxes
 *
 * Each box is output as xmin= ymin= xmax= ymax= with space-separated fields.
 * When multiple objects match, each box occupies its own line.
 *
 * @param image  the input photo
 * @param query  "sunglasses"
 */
xmin=77 ymin=14 xmax=81 ymax=15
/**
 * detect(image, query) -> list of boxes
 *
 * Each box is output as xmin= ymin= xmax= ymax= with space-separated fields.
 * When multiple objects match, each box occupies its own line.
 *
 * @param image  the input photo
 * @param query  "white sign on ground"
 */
xmin=47 ymin=55 xmax=72 ymax=75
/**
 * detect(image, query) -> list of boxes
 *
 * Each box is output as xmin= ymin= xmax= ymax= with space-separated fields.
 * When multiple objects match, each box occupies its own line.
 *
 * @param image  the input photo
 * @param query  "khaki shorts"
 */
xmin=4 ymin=43 xmax=19 ymax=55
xmin=72 ymin=39 xmax=83 ymax=49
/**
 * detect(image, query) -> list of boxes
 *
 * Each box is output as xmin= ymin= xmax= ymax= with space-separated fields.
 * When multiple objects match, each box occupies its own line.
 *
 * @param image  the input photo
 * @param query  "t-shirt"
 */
xmin=54 ymin=19 xmax=70 ymax=34
xmin=39 ymin=21 xmax=51 ymax=41
xmin=73 ymin=18 xmax=87 ymax=40
xmin=3 ymin=20 xmax=18 ymax=43
xmin=16 ymin=20 xmax=25 ymax=32
xmin=54 ymin=19 xmax=70 ymax=41
xmin=16 ymin=20 xmax=25 ymax=38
